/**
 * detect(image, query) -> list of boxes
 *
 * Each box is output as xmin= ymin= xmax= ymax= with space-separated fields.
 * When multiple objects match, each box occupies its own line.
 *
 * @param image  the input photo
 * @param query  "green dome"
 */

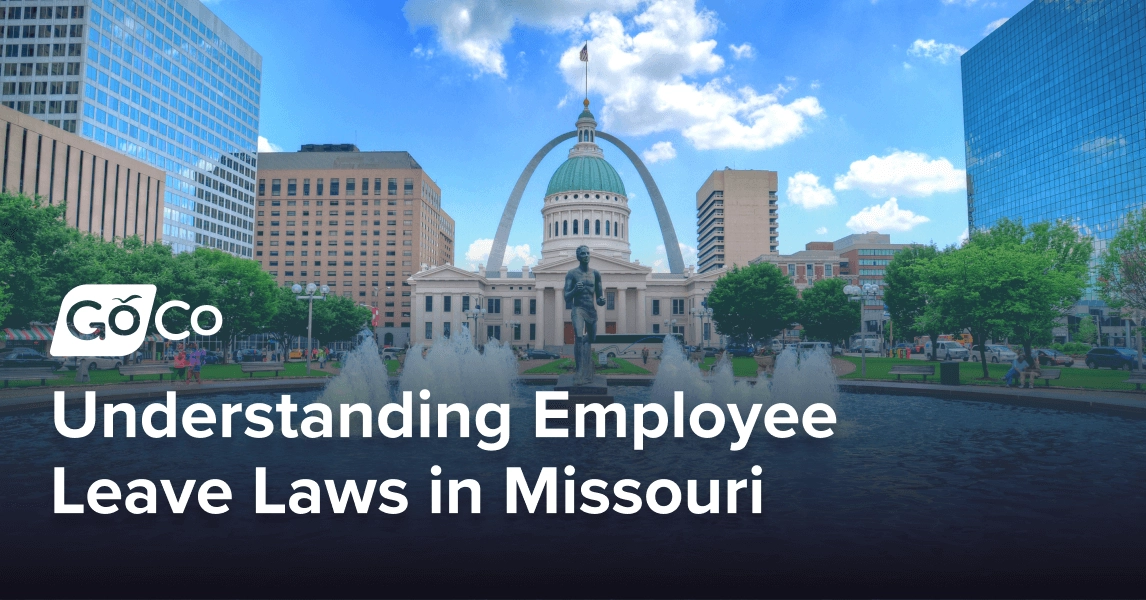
xmin=546 ymin=155 xmax=627 ymax=197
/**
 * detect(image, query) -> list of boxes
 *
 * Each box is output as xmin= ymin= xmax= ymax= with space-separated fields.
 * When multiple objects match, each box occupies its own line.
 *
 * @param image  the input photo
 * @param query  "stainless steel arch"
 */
xmin=487 ymin=130 xmax=686 ymax=274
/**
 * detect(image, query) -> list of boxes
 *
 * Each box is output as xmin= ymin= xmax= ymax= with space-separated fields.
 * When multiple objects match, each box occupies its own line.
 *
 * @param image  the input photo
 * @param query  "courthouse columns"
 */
xmin=636 ymin=288 xmax=646 ymax=334
xmin=616 ymin=287 xmax=628 ymax=333
xmin=534 ymin=287 xmax=545 ymax=346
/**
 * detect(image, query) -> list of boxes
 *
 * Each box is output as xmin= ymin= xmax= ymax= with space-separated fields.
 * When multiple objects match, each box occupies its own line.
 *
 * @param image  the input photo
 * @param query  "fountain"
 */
xmin=317 ymin=336 xmax=391 ymax=408
xmin=398 ymin=326 xmax=519 ymax=408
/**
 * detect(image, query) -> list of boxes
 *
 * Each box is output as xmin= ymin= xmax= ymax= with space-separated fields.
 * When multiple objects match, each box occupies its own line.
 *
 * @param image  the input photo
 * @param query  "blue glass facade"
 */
xmin=1 ymin=0 xmax=260 ymax=256
xmin=962 ymin=0 xmax=1146 ymax=282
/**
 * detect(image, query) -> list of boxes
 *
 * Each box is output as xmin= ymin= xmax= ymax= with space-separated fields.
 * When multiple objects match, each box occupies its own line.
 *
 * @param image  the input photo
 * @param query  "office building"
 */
xmin=255 ymin=145 xmax=455 ymax=345
xmin=0 ymin=0 xmax=261 ymax=256
xmin=1 ymin=102 xmax=164 ymax=241
xmin=962 ymin=0 xmax=1144 ymax=293
xmin=696 ymin=168 xmax=778 ymax=272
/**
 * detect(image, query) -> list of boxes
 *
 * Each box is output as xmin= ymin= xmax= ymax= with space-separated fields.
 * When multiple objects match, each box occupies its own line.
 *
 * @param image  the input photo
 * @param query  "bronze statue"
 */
xmin=564 ymin=245 xmax=606 ymax=385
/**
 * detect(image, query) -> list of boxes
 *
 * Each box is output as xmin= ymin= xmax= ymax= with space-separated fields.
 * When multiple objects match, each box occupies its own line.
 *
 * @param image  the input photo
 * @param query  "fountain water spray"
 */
xmin=398 ymin=326 xmax=519 ymax=409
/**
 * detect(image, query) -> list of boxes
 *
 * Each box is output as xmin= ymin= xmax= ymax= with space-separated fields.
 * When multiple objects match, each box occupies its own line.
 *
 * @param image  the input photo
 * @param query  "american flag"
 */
xmin=579 ymin=44 xmax=588 ymax=62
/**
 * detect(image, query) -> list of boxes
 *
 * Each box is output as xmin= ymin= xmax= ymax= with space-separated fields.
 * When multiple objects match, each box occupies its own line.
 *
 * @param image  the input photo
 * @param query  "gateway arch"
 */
xmin=486 ymin=131 xmax=686 ymax=274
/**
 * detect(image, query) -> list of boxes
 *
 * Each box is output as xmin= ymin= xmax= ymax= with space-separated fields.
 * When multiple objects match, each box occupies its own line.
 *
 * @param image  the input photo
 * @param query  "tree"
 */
xmin=1098 ymin=208 xmax=1146 ymax=365
xmin=883 ymin=244 xmax=941 ymax=353
xmin=797 ymin=278 xmax=859 ymax=349
xmin=313 ymin=295 xmax=372 ymax=345
xmin=1076 ymin=315 xmax=1098 ymax=345
xmin=707 ymin=263 xmax=799 ymax=343
xmin=265 ymin=286 xmax=312 ymax=353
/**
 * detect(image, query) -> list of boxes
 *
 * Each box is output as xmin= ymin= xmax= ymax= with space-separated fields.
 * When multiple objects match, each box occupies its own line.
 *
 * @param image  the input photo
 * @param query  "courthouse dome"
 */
xmin=545 ymin=155 xmax=627 ymax=197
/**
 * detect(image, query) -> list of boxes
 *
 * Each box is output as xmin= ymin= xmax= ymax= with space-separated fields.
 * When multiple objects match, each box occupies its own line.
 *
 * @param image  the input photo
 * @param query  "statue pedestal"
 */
xmin=554 ymin=374 xmax=613 ymax=404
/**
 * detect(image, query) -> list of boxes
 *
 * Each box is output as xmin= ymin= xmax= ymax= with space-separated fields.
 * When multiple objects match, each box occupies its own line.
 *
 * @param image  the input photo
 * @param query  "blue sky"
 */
xmin=208 ymin=0 xmax=1021 ymax=270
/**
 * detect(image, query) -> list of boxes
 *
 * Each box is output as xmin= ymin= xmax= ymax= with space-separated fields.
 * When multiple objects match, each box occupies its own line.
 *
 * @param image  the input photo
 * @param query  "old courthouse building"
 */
xmin=408 ymin=104 xmax=725 ymax=351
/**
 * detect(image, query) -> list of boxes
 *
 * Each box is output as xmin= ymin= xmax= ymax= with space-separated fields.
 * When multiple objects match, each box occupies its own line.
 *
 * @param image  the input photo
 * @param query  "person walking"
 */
xmin=173 ymin=344 xmax=188 ymax=382
xmin=318 ymin=347 xmax=327 ymax=370
xmin=641 ymin=346 xmax=649 ymax=365
xmin=186 ymin=343 xmax=203 ymax=384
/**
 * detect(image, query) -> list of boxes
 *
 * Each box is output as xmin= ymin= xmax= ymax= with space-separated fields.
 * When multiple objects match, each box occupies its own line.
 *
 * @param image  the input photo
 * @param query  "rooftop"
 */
xmin=257 ymin=150 xmax=423 ymax=171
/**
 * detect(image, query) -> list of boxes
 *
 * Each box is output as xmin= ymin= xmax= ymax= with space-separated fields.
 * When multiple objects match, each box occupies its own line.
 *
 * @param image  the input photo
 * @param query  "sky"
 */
xmin=205 ymin=0 xmax=1022 ymax=271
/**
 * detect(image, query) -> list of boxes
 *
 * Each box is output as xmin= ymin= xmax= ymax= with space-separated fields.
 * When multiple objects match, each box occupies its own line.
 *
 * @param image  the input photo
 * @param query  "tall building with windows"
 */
xmin=0 ymin=0 xmax=261 ymax=257
xmin=696 ymin=168 xmax=778 ymax=273
xmin=962 ymin=0 xmax=1145 ymax=296
xmin=255 ymin=145 xmax=455 ymax=346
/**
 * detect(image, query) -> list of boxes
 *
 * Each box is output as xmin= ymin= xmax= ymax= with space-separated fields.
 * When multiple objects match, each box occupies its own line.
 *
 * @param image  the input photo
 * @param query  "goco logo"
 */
xmin=50 ymin=285 xmax=222 ymax=357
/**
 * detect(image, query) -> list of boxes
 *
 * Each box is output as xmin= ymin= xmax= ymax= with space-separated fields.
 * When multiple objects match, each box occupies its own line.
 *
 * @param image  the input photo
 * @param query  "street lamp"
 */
xmin=465 ymin=306 xmax=486 ymax=346
xmin=844 ymin=283 xmax=882 ymax=377
xmin=292 ymin=282 xmax=329 ymax=376
xmin=505 ymin=319 xmax=520 ymax=345
xmin=690 ymin=307 xmax=713 ymax=347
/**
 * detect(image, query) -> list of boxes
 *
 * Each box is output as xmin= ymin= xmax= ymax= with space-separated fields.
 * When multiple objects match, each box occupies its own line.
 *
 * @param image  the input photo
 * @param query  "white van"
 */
xmin=924 ymin=340 xmax=969 ymax=361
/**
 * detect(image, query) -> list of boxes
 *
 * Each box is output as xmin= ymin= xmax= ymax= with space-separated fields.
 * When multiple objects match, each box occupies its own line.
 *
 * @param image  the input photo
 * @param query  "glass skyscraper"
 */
xmin=0 ymin=0 xmax=261 ymax=256
xmin=962 ymin=0 xmax=1145 ymax=275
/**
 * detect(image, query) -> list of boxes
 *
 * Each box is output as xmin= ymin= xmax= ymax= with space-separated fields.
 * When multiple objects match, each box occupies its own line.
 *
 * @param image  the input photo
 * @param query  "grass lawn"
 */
xmin=699 ymin=356 xmax=760 ymax=378
xmin=839 ymin=356 xmax=1143 ymax=392
xmin=524 ymin=357 xmax=651 ymax=376
xmin=385 ymin=360 xmax=400 ymax=376
xmin=0 ymin=361 xmax=334 ymax=389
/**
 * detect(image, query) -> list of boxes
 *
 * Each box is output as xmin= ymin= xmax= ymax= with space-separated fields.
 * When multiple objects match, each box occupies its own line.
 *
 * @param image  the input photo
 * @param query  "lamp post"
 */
xmin=465 ymin=306 xmax=486 ymax=346
xmin=844 ymin=283 xmax=882 ymax=377
xmin=505 ymin=319 xmax=520 ymax=346
xmin=690 ymin=307 xmax=713 ymax=347
xmin=663 ymin=318 xmax=678 ymax=343
xmin=292 ymin=282 xmax=329 ymax=376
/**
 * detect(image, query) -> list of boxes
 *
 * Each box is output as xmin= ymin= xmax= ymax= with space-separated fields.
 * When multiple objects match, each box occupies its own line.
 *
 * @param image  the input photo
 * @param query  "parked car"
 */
xmin=970 ymin=344 xmax=1017 ymax=363
xmin=724 ymin=343 xmax=756 ymax=357
xmin=203 ymin=351 xmax=224 ymax=365
xmin=288 ymin=349 xmax=304 ymax=360
xmin=701 ymin=346 xmax=720 ymax=358
xmin=62 ymin=356 xmax=122 ymax=371
xmin=525 ymin=348 xmax=560 ymax=360
xmin=851 ymin=338 xmax=881 ymax=353
xmin=235 ymin=349 xmax=263 ymax=362
xmin=924 ymin=340 xmax=970 ymax=361
xmin=769 ymin=340 xmax=785 ymax=353
xmin=0 ymin=347 xmax=63 ymax=369
xmin=1032 ymin=348 xmax=1074 ymax=367
xmin=1084 ymin=347 xmax=1141 ymax=370
xmin=797 ymin=341 xmax=835 ymax=355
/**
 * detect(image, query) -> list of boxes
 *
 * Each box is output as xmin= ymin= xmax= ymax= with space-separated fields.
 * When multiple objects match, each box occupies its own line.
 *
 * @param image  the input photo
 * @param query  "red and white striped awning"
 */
xmin=2 ymin=325 xmax=55 ymax=341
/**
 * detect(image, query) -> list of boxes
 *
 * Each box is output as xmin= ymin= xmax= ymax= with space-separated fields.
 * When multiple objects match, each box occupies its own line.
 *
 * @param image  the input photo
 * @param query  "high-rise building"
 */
xmin=1 ymin=102 xmax=164 ymax=242
xmin=0 ymin=0 xmax=261 ymax=257
xmin=696 ymin=168 xmax=778 ymax=272
xmin=962 ymin=0 xmax=1144 ymax=276
xmin=255 ymin=145 xmax=455 ymax=341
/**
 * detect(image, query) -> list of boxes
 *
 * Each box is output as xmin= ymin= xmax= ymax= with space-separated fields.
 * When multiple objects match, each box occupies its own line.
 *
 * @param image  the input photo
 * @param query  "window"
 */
xmin=375 ymin=178 xmax=382 ymax=195
xmin=403 ymin=178 xmax=413 ymax=195
xmin=443 ymin=296 xmax=451 ymax=312
xmin=573 ymin=220 xmax=579 ymax=234
xmin=529 ymin=323 xmax=536 ymax=341
xmin=563 ymin=220 xmax=568 ymax=235
xmin=788 ymin=264 xmax=796 ymax=277
xmin=303 ymin=179 xmax=311 ymax=196
xmin=529 ymin=299 xmax=536 ymax=315
xmin=513 ymin=324 xmax=522 ymax=341
xmin=487 ymin=298 xmax=501 ymax=314
xmin=461 ymin=296 xmax=470 ymax=312
xmin=595 ymin=220 xmax=600 ymax=235
xmin=424 ymin=295 xmax=433 ymax=312
xmin=652 ymin=299 xmax=661 ymax=316
xmin=653 ymin=323 xmax=661 ymax=334
xmin=425 ymin=322 xmax=433 ymax=340
xmin=825 ymin=263 xmax=833 ymax=277
xmin=388 ymin=178 xmax=397 ymax=195
xmin=346 ymin=178 xmax=356 ymax=195
xmin=513 ymin=298 xmax=522 ymax=315
xmin=606 ymin=221 xmax=610 ymax=236
xmin=258 ymin=180 xmax=266 ymax=195
xmin=330 ymin=178 xmax=340 ymax=196
xmin=606 ymin=291 xmax=615 ymax=311
xmin=807 ymin=264 xmax=814 ymax=279
xmin=271 ymin=179 xmax=281 ymax=196
xmin=443 ymin=322 xmax=451 ymax=339
xmin=317 ymin=179 xmax=324 ymax=196
xmin=487 ymin=325 xmax=501 ymax=341
xmin=672 ymin=299 xmax=685 ymax=315
xmin=287 ymin=179 xmax=297 ymax=196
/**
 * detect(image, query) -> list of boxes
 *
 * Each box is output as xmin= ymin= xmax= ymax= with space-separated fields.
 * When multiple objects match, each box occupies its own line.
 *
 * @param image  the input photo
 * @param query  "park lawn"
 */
xmin=1 ymin=361 xmax=334 ymax=389
xmin=838 ymin=356 xmax=1142 ymax=392
xmin=524 ymin=357 xmax=651 ymax=376
xmin=385 ymin=360 xmax=400 ymax=376
xmin=700 ymin=356 xmax=759 ymax=378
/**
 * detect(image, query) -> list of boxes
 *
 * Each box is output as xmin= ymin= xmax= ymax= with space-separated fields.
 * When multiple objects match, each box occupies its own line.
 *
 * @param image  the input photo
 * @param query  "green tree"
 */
xmin=313 ymin=294 xmax=372 ymax=345
xmin=883 ymin=244 xmax=941 ymax=353
xmin=1076 ymin=315 xmax=1098 ymax=345
xmin=265 ymin=285 xmax=312 ymax=352
xmin=797 ymin=278 xmax=859 ymax=349
xmin=1098 ymin=208 xmax=1146 ymax=363
xmin=0 ymin=192 xmax=85 ymax=326
xmin=707 ymin=263 xmax=799 ymax=343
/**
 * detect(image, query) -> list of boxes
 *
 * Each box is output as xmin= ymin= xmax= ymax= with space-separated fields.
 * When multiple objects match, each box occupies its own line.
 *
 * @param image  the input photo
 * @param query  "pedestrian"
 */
xmin=186 ymin=343 xmax=203 ymax=384
xmin=76 ymin=356 xmax=91 ymax=384
xmin=173 ymin=344 xmax=188 ymax=382
xmin=641 ymin=346 xmax=649 ymax=365
xmin=318 ymin=347 xmax=327 ymax=370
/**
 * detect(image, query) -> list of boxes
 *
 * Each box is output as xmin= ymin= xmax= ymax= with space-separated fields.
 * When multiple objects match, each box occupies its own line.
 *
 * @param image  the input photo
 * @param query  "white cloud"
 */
xmin=983 ymin=17 xmax=1008 ymax=36
xmin=957 ymin=228 xmax=969 ymax=246
xmin=809 ymin=80 xmax=821 ymax=90
xmin=558 ymin=1 xmax=823 ymax=150
xmin=411 ymin=44 xmax=435 ymax=59
xmin=816 ymin=226 xmax=828 ymax=235
xmin=257 ymin=136 xmax=282 ymax=153
xmin=406 ymin=0 xmax=822 ymax=152
xmin=403 ymin=0 xmax=638 ymax=77
xmin=729 ymin=43 xmax=755 ymax=59
xmin=652 ymin=242 xmax=697 ymax=272
xmin=846 ymin=198 xmax=929 ymax=233
xmin=908 ymin=39 xmax=967 ymax=64
xmin=641 ymin=140 xmax=677 ymax=163
xmin=465 ymin=238 xmax=538 ymax=269
xmin=834 ymin=150 xmax=965 ymax=197
xmin=786 ymin=171 xmax=837 ymax=209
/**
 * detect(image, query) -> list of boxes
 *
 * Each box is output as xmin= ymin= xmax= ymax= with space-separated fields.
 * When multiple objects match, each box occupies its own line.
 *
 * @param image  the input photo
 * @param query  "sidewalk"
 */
xmin=839 ymin=379 xmax=1146 ymax=414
